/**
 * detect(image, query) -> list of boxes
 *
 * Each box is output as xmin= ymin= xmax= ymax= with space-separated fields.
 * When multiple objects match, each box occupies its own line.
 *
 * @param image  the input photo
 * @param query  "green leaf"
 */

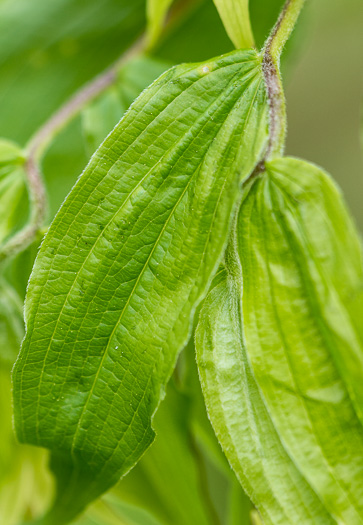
xmin=237 ymin=157 xmax=363 ymax=523
xmin=195 ymin=268 xmax=334 ymax=524
xmin=13 ymin=49 xmax=268 ymax=523
xmin=213 ymin=0 xmax=255 ymax=50
xmin=146 ymin=0 xmax=174 ymax=48
xmin=0 ymin=278 xmax=24 ymax=365
xmin=82 ymin=57 xmax=170 ymax=156
xmin=0 ymin=139 xmax=27 ymax=246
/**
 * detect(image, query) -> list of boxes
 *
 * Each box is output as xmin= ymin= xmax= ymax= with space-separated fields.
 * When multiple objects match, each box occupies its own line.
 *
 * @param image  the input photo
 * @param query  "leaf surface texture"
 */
xmin=13 ymin=49 xmax=268 ymax=523
xmin=196 ymin=268 xmax=335 ymax=524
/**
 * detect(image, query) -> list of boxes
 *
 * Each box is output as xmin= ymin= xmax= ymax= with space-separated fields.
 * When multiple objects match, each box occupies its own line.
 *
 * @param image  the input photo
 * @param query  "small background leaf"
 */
xmin=0 ymin=139 xmax=28 ymax=247
xmin=146 ymin=0 xmax=174 ymax=48
xmin=213 ymin=0 xmax=255 ymax=49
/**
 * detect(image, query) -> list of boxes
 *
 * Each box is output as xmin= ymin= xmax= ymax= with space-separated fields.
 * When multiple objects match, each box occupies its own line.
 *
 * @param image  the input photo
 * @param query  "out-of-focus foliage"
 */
xmin=212 ymin=0 xmax=255 ymax=49
xmin=0 ymin=140 xmax=27 ymax=247
xmin=146 ymin=0 xmax=175 ymax=48
xmin=0 ymin=0 xmax=146 ymax=143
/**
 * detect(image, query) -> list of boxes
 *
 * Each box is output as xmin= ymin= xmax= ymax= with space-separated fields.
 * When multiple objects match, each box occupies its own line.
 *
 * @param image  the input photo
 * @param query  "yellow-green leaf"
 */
xmin=13 ymin=49 xmax=268 ymax=524
xmin=213 ymin=0 xmax=255 ymax=49
xmin=147 ymin=0 xmax=174 ymax=48
xmin=238 ymin=157 xmax=363 ymax=523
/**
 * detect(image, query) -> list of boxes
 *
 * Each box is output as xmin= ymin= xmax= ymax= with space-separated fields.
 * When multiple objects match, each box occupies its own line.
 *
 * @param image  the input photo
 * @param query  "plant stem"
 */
xmin=262 ymin=0 xmax=306 ymax=160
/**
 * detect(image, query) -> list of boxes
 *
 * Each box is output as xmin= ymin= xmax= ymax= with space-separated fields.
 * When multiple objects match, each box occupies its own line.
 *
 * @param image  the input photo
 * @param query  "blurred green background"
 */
xmin=285 ymin=0 xmax=363 ymax=230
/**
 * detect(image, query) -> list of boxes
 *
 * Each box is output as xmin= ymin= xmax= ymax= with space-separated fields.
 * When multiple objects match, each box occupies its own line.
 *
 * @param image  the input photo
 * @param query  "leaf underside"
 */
xmin=13 ymin=49 xmax=268 ymax=523
xmin=209 ymin=156 xmax=363 ymax=524
xmin=197 ymin=157 xmax=363 ymax=524
xmin=243 ymin=159 xmax=363 ymax=524
xmin=196 ymin=269 xmax=335 ymax=524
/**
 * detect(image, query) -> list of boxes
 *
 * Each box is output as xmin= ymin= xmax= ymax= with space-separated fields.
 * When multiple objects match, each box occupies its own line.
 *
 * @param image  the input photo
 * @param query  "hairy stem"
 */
xmin=262 ymin=0 xmax=306 ymax=160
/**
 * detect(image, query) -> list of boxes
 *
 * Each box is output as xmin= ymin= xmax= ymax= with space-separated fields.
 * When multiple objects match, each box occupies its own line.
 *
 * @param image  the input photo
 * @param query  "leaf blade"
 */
xmin=13 ymin=49 xmax=268 ymax=523
xmin=238 ymin=157 xmax=363 ymax=523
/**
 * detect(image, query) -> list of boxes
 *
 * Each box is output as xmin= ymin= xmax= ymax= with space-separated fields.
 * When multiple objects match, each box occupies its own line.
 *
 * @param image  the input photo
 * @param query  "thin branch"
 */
xmin=0 ymin=156 xmax=48 ymax=263
xmin=242 ymin=0 xmax=306 ymax=187
xmin=261 ymin=0 xmax=306 ymax=160
xmin=264 ymin=0 xmax=306 ymax=64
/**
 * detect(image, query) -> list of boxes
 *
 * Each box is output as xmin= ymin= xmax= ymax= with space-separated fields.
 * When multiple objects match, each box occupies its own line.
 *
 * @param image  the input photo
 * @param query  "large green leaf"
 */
xmin=13 ymin=49 xmax=268 ymax=523
xmin=236 ymin=157 xmax=363 ymax=523
xmin=196 ymin=267 xmax=334 ymax=524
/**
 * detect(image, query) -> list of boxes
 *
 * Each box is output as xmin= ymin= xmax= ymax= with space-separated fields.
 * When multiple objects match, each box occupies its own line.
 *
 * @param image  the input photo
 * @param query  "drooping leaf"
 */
xmin=213 ymin=0 xmax=255 ymax=50
xmin=0 ymin=139 xmax=27 ymax=247
xmin=13 ymin=49 xmax=269 ymax=523
xmin=195 ymin=267 xmax=334 ymax=524
xmin=82 ymin=57 xmax=170 ymax=156
xmin=237 ymin=157 xmax=363 ymax=523
xmin=146 ymin=0 xmax=174 ymax=48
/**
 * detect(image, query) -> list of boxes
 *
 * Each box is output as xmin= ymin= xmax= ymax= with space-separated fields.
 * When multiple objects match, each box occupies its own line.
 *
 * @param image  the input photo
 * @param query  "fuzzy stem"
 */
xmin=262 ymin=0 xmax=306 ymax=160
